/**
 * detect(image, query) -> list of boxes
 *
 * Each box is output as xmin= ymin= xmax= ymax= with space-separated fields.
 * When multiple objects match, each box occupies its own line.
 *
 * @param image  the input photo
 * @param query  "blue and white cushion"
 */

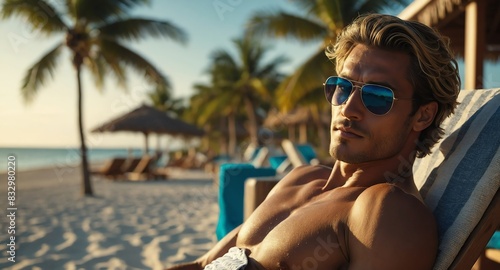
xmin=413 ymin=89 xmax=500 ymax=270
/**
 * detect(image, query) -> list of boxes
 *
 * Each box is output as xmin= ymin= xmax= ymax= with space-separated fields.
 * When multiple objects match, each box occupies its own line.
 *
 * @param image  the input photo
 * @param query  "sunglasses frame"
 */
xmin=323 ymin=76 xmax=413 ymax=115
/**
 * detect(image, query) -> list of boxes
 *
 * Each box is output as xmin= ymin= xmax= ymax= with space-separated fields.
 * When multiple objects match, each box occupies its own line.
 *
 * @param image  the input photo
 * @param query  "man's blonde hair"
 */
xmin=326 ymin=13 xmax=460 ymax=158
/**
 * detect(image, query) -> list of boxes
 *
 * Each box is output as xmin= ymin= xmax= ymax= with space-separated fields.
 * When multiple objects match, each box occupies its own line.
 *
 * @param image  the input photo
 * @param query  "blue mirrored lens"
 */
xmin=325 ymin=77 xmax=352 ymax=105
xmin=361 ymin=85 xmax=394 ymax=115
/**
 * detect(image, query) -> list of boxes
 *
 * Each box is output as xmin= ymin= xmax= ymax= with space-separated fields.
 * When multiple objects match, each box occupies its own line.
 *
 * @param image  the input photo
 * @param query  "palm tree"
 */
xmin=1 ymin=0 xmax=187 ymax=196
xmin=246 ymin=0 xmax=408 ymax=110
xmin=188 ymin=70 xmax=245 ymax=157
xmin=205 ymin=36 xmax=287 ymax=147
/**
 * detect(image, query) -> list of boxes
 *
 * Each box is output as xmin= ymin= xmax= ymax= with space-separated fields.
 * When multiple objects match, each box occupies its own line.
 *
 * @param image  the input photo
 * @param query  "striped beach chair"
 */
xmin=413 ymin=89 xmax=500 ymax=269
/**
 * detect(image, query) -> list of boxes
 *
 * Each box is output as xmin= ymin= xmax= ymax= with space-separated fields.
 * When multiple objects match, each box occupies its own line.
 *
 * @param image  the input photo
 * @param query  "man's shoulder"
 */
xmin=358 ymin=183 xmax=415 ymax=200
xmin=355 ymin=183 xmax=428 ymax=212
xmin=348 ymin=183 xmax=438 ymax=269
xmin=352 ymin=183 xmax=434 ymax=225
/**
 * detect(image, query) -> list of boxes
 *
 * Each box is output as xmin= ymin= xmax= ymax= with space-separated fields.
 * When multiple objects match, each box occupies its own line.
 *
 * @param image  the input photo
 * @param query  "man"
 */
xmin=167 ymin=13 xmax=460 ymax=270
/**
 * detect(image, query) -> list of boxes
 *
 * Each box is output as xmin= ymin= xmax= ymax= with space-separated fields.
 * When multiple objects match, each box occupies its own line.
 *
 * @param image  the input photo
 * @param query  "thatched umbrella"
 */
xmin=91 ymin=104 xmax=204 ymax=154
xmin=264 ymin=107 xmax=330 ymax=143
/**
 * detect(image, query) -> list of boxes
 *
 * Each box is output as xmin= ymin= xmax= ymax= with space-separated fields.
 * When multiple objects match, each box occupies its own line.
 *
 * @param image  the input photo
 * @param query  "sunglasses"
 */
xmin=323 ymin=76 xmax=413 ymax=115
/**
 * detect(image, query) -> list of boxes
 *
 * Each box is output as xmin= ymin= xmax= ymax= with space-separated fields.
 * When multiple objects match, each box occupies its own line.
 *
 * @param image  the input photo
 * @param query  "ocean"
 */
xmin=0 ymin=147 xmax=145 ymax=173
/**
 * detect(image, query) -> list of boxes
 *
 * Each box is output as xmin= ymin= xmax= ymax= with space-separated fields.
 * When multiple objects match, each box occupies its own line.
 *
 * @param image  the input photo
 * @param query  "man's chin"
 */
xmin=330 ymin=148 xmax=368 ymax=164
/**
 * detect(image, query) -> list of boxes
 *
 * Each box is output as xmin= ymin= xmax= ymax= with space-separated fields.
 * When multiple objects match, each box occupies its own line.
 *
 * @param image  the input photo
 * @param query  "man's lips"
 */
xmin=335 ymin=126 xmax=364 ymax=138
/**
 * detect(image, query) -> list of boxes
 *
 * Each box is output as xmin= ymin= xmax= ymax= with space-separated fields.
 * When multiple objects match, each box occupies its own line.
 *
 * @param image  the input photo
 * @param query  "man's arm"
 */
xmin=348 ymin=184 xmax=438 ymax=270
xmin=164 ymin=262 xmax=202 ymax=270
xmin=164 ymin=225 xmax=241 ymax=270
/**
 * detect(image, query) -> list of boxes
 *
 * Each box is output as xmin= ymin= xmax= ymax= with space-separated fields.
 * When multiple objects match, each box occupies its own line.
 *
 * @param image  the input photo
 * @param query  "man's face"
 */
xmin=329 ymin=44 xmax=416 ymax=163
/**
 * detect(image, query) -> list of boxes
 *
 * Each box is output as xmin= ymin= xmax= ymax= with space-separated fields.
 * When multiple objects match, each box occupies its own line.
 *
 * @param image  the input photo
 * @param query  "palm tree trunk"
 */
xmin=244 ymin=97 xmax=259 ymax=146
xmin=228 ymin=113 xmax=237 ymax=157
xmin=76 ymin=64 xmax=93 ymax=196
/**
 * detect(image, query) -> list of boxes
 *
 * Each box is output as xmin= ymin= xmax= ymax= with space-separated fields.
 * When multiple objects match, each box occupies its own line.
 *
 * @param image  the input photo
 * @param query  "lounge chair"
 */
xmin=273 ymin=139 xmax=320 ymax=173
xmin=121 ymin=157 xmax=141 ymax=173
xmin=90 ymin=157 xmax=127 ymax=179
xmin=215 ymin=163 xmax=276 ymax=240
xmin=213 ymin=145 xmax=279 ymax=240
xmin=244 ymin=88 xmax=500 ymax=269
xmin=126 ymin=155 xmax=166 ymax=181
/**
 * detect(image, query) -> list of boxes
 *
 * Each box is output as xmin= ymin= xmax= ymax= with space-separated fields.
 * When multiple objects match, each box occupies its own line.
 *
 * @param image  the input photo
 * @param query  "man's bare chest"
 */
xmin=236 ymin=185 xmax=365 ymax=269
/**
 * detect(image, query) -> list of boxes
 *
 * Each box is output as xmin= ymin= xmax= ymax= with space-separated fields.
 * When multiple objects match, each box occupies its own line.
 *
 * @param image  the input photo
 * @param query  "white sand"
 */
xmin=0 ymin=165 xmax=219 ymax=269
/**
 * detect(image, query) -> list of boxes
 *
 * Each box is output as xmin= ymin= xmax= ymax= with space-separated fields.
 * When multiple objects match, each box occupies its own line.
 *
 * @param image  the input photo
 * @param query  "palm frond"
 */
xmin=234 ymin=37 xmax=272 ymax=76
xmin=355 ymin=0 xmax=409 ymax=16
xmin=87 ymin=39 xmax=128 ymax=90
xmin=211 ymin=49 xmax=238 ymax=67
xmin=99 ymin=38 xmax=170 ymax=89
xmin=21 ymin=42 xmax=64 ymax=103
xmin=248 ymin=78 xmax=271 ymax=100
xmin=246 ymin=10 xmax=327 ymax=43
xmin=276 ymin=48 xmax=334 ymax=111
xmin=256 ymin=54 xmax=289 ymax=78
xmin=98 ymin=18 xmax=187 ymax=44
xmin=84 ymin=53 xmax=109 ymax=91
xmin=70 ymin=0 xmax=150 ymax=24
xmin=98 ymin=52 xmax=128 ymax=89
xmin=192 ymin=83 xmax=216 ymax=95
xmin=210 ymin=49 xmax=241 ymax=84
xmin=197 ymin=91 xmax=237 ymax=125
xmin=317 ymin=0 xmax=345 ymax=33
xmin=1 ymin=0 xmax=68 ymax=34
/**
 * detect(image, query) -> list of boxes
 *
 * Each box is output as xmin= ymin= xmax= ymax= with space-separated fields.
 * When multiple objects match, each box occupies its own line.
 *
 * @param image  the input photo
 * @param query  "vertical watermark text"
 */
xmin=6 ymin=155 xmax=17 ymax=263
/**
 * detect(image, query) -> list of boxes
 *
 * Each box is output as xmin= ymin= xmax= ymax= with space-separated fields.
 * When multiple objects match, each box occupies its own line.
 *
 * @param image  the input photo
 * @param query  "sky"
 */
xmin=1 ymin=1 xmax=499 ymax=149
xmin=0 ymin=0 xmax=319 ymax=149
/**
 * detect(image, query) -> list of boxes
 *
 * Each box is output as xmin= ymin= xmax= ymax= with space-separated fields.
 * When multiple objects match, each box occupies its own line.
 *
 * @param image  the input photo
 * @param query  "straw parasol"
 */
xmin=91 ymin=104 xmax=204 ymax=154
xmin=264 ymin=107 xmax=330 ymax=127
xmin=264 ymin=107 xmax=330 ymax=143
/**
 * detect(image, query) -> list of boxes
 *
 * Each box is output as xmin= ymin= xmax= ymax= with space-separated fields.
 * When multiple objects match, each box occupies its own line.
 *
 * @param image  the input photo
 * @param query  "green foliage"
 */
xmin=246 ymin=0 xmax=409 ymax=111
xmin=186 ymin=36 xmax=287 ymax=150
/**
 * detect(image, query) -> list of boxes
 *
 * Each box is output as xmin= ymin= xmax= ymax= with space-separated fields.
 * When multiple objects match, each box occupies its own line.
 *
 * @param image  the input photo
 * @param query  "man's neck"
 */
xmin=325 ymin=153 xmax=420 ymax=198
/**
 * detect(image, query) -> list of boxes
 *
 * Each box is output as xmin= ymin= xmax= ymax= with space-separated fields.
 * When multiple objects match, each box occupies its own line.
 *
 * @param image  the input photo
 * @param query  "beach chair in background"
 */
xmin=274 ymin=139 xmax=320 ymax=173
xmin=215 ymin=141 xmax=323 ymax=238
xmin=243 ymin=142 xmax=261 ymax=162
xmin=215 ymin=163 xmax=276 ymax=240
xmin=126 ymin=155 xmax=166 ymax=181
xmin=121 ymin=157 xmax=141 ymax=174
xmin=250 ymin=146 xmax=270 ymax=168
xmin=243 ymin=89 xmax=500 ymax=269
xmin=480 ymin=232 xmax=500 ymax=269
xmin=90 ymin=157 xmax=127 ymax=179
xmin=214 ymin=146 xmax=278 ymax=240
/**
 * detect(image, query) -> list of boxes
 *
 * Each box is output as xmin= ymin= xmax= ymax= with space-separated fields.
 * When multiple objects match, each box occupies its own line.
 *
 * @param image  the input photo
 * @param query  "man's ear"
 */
xmin=413 ymin=101 xmax=438 ymax=132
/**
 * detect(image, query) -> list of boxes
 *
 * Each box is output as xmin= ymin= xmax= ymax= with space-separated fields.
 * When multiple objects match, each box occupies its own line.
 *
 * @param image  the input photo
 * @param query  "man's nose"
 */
xmin=340 ymin=87 xmax=364 ymax=119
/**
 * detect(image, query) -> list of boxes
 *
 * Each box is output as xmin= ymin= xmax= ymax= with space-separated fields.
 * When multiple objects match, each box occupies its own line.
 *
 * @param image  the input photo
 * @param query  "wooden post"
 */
xmin=299 ymin=123 xmax=307 ymax=143
xmin=288 ymin=125 xmax=296 ymax=142
xmin=465 ymin=0 xmax=486 ymax=90
xmin=144 ymin=132 xmax=149 ymax=156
